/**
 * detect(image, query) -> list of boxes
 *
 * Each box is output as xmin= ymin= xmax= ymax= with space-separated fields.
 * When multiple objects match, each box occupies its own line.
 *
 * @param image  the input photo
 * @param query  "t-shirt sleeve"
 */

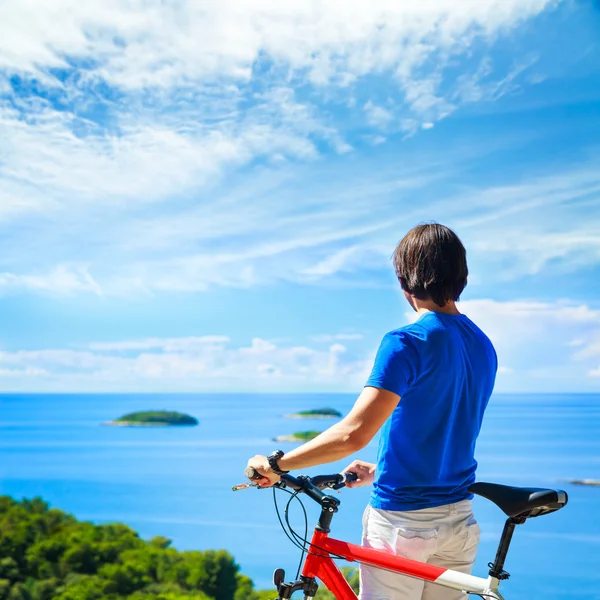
xmin=365 ymin=331 xmax=416 ymax=397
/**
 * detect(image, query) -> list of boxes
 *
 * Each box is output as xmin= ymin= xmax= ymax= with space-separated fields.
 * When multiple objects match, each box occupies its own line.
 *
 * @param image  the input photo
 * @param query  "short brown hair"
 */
xmin=393 ymin=223 xmax=468 ymax=307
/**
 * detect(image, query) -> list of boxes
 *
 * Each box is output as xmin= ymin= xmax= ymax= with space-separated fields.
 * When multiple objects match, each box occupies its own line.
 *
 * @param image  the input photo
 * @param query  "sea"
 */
xmin=0 ymin=393 xmax=599 ymax=599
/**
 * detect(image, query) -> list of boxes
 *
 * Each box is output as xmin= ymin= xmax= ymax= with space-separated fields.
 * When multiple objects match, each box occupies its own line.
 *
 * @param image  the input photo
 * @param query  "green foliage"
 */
xmin=113 ymin=412 xmax=198 ymax=426
xmin=0 ymin=496 xmax=259 ymax=600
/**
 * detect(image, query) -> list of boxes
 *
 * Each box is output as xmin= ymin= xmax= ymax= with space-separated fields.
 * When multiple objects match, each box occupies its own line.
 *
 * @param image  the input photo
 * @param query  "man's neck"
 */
xmin=414 ymin=299 xmax=461 ymax=316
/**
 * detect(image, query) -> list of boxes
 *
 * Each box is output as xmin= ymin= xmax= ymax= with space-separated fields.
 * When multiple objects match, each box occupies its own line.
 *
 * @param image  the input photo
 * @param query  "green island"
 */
xmin=105 ymin=411 xmax=198 ymax=427
xmin=273 ymin=431 xmax=321 ymax=443
xmin=0 ymin=496 xmax=357 ymax=600
xmin=285 ymin=408 xmax=342 ymax=419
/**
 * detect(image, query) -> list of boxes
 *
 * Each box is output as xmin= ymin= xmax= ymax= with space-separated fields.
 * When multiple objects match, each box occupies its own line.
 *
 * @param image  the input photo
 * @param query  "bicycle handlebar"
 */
xmin=244 ymin=467 xmax=358 ymax=494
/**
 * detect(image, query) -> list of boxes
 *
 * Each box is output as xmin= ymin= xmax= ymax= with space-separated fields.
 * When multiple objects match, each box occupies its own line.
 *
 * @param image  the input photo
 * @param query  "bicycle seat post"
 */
xmin=488 ymin=516 xmax=526 ymax=581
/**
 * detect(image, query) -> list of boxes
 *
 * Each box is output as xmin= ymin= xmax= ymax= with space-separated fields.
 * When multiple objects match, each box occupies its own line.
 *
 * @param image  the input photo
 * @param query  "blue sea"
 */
xmin=0 ymin=393 xmax=599 ymax=599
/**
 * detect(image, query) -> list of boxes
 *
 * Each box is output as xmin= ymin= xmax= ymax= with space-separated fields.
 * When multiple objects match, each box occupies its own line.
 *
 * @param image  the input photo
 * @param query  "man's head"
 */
xmin=393 ymin=223 xmax=468 ymax=309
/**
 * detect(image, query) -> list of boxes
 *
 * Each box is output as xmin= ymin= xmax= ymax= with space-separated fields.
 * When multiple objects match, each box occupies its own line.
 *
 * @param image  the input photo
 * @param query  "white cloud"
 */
xmin=365 ymin=134 xmax=387 ymax=146
xmin=0 ymin=1 xmax=558 ymax=89
xmin=0 ymin=86 xmax=334 ymax=218
xmin=0 ymin=336 xmax=372 ymax=392
xmin=364 ymin=101 xmax=394 ymax=129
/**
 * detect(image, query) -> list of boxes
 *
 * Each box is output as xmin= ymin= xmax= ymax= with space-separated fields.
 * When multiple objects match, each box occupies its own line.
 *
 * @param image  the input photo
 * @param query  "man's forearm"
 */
xmin=278 ymin=422 xmax=366 ymax=472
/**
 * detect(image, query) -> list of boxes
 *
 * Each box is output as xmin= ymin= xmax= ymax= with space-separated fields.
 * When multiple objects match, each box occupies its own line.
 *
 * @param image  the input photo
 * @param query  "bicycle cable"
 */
xmin=285 ymin=489 xmax=307 ymax=579
xmin=271 ymin=483 xmax=347 ymax=576
xmin=272 ymin=486 xmax=307 ymax=555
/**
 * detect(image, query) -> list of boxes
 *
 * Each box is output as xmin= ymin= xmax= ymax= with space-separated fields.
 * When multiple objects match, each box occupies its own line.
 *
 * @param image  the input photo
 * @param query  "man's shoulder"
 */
xmin=384 ymin=317 xmax=435 ymax=342
xmin=378 ymin=323 xmax=429 ymax=356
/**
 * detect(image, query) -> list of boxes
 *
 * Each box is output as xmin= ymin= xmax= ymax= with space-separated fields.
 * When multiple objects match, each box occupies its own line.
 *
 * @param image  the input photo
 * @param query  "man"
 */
xmin=247 ymin=223 xmax=497 ymax=599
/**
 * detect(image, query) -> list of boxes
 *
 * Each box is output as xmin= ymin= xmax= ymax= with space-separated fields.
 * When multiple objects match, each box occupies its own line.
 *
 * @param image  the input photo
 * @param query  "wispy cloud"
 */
xmin=311 ymin=334 xmax=364 ymax=343
xmin=0 ymin=0 xmax=571 ymax=300
xmin=0 ymin=0 xmax=558 ymax=214
xmin=2 ymin=151 xmax=600 ymax=296
xmin=0 ymin=265 xmax=102 ymax=296
xmin=88 ymin=336 xmax=231 ymax=352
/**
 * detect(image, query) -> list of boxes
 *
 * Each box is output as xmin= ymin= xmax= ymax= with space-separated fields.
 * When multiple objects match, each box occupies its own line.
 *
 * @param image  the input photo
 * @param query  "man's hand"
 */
xmin=342 ymin=460 xmax=376 ymax=488
xmin=246 ymin=454 xmax=281 ymax=487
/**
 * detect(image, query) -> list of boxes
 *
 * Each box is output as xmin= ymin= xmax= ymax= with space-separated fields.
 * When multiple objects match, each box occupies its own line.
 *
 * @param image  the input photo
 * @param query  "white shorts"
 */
xmin=359 ymin=500 xmax=480 ymax=600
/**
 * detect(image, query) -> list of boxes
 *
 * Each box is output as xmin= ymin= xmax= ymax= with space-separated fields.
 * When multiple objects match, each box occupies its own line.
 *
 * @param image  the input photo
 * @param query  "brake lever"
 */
xmin=232 ymin=481 xmax=287 ymax=492
xmin=232 ymin=482 xmax=259 ymax=491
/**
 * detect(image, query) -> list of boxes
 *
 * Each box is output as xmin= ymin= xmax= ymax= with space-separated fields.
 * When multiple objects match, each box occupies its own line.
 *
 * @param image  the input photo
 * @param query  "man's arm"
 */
xmin=247 ymin=386 xmax=399 ymax=485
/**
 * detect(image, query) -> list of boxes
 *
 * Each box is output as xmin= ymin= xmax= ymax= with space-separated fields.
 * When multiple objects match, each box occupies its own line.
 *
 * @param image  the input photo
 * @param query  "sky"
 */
xmin=1 ymin=0 xmax=600 ymax=393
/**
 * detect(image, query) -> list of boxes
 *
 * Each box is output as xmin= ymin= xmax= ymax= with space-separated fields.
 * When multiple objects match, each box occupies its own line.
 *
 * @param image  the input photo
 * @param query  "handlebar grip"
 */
xmin=330 ymin=471 xmax=359 ymax=489
xmin=344 ymin=471 xmax=359 ymax=483
xmin=244 ymin=467 xmax=262 ymax=480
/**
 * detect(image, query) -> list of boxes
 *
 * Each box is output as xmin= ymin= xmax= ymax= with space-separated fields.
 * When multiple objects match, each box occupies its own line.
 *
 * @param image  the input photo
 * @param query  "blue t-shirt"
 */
xmin=366 ymin=311 xmax=497 ymax=511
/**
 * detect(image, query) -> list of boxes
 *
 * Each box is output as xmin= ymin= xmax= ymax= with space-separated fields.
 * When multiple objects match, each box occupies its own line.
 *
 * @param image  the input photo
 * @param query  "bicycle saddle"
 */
xmin=469 ymin=482 xmax=568 ymax=519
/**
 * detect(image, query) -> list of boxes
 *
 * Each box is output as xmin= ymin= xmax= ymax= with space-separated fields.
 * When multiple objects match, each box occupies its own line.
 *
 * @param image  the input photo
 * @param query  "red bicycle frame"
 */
xmin=300 ymin=529 xmax=503 ymax=600
xmin=240 ymin=469 xmax=567 ymax=599
xmin=238 ymin=470 xmax=566 ymax=599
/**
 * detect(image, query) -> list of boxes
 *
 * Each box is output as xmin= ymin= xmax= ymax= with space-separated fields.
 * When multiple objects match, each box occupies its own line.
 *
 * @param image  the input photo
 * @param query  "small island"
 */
xmin=274 ymin=430 xmax=321 ymax=443
xmin=104 ymin=410 xmax=199 ymax=427
xmin=567 ymin=479 xmax=600 ymax=487
xmin=285 ymin=408 xmax=342 ymax=419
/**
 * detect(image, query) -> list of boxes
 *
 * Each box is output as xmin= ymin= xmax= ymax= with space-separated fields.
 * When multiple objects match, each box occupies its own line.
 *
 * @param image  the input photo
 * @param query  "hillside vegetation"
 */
xmin=0 ymin=496 xmax=261 ymax=600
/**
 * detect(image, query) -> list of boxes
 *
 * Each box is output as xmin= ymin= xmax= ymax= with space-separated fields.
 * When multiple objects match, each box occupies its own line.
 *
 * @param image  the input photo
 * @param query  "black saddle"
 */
xmin=469 ymin=482 xmax=568 ymax=519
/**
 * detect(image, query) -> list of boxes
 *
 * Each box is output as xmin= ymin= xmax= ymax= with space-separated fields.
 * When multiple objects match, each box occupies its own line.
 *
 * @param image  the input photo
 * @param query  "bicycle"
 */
xmin=237 ymin=468 xmax=568 ymax=599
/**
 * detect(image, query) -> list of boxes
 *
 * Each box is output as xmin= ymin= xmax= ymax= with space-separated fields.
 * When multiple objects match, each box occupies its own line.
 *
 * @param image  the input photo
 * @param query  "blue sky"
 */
xmin=1 ymin=0 xmax=600 ymax=393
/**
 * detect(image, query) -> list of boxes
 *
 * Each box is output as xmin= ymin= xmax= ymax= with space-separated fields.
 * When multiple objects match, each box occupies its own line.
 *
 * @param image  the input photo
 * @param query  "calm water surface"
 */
xmin=0 ymin=393 xmax=599 ymax=598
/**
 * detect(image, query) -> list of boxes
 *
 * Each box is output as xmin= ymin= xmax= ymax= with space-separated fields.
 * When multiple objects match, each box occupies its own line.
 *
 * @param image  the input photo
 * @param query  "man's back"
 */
xmin=367 ymin=311 xmax=497 ymax=511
